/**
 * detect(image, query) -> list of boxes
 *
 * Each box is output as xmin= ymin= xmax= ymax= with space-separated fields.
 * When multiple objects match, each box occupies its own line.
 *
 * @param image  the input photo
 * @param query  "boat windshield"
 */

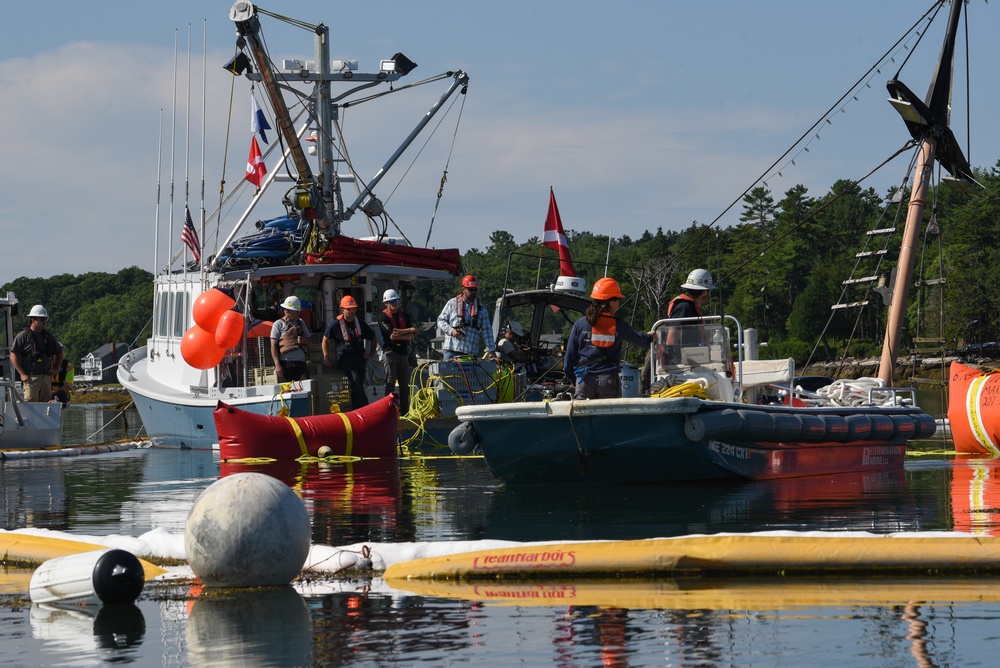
xmin=652 ymin=321 xmax=731 ymax=377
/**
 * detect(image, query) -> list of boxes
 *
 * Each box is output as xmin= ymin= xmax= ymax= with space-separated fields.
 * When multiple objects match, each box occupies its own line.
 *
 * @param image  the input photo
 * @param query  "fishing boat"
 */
xmin=447 ymin=1 xmax=981 ymax=484
xmin=215 ymin=393 xmax=398 ymax=460
xmin=1 ymin=292 xmax=63 ymax=450
xmin=117 ymin=2 xmax=476 ymax=448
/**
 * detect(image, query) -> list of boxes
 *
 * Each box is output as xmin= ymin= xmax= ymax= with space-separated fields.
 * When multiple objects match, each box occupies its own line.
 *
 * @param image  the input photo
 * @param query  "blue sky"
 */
xmin=0 ymin=1 xmax=996 ymax=284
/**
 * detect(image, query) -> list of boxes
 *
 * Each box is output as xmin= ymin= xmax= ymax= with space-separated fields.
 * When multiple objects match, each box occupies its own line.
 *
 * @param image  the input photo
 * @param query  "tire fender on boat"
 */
xmin=683 ymin=410 xmax=743 ymax=442
xmin=448 ymin=421 xmax=480 ymax=455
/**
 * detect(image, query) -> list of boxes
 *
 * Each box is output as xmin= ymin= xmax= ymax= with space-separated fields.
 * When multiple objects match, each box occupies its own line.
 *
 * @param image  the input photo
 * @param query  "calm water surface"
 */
xmin=3 ymin=402 xmax=1000 ymax=666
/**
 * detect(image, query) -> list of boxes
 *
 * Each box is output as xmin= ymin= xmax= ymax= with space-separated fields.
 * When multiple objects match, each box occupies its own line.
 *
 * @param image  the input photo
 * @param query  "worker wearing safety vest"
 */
xmin=665 ymin=268 xmax=714 ymax=343
xmin=323 ymin=295 xmax=376 ymax=410
xmin=564 ymin=277 xmax=653 ymax=400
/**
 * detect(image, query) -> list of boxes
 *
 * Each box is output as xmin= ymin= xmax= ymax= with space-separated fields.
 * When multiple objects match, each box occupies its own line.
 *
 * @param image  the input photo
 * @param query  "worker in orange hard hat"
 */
xmin=323 ymin=293 xmax=376 ymax=409
xmin=436 ymin=274 xmax=497 ymax=361
xmin=563 ymin=277 xmax=653 ymax=400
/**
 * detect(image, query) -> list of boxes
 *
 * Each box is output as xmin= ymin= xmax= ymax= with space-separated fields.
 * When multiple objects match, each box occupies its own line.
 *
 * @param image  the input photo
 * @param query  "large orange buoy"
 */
xmin=181 ymin=325 xmax=226 ymax=370
xmin=192 ymin=289 xmax=236 ymax=333
xmin=214 ymin=310 xmax=245 ymax=350
xmin=947 ymin=361 xmax=1000 ymax=456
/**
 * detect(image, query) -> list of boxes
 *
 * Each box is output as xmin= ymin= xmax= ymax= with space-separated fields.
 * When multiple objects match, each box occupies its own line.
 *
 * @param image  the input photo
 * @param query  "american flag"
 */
xmin=181 ymin=206 xmax=201 ymax=264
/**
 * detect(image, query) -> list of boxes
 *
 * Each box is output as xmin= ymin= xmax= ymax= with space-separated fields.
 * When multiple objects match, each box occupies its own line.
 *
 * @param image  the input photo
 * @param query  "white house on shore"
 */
xmin=79 ymin=342 xmax=130 ymax=384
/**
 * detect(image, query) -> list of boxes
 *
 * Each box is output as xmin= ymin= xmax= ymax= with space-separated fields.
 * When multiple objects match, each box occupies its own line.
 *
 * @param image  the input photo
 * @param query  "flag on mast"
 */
xmin=181 ymin=205 xmax=201 ymax=264
xmin=245 ymin=136 xmax=267 ymax=188
xmin=542 ymin=188 xmax=575 ymax=277
xmin=250 ymin=94 xmax=271 ymax=144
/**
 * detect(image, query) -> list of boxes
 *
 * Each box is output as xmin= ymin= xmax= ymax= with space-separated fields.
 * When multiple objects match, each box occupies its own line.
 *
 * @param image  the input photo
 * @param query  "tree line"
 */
xmin=5 ymin=159 xmax=998 ymax=370
xmin=411 ymin=160 xmax=1000 ymax=365
xmin=2 ymin=268 xmax=154 ymax=368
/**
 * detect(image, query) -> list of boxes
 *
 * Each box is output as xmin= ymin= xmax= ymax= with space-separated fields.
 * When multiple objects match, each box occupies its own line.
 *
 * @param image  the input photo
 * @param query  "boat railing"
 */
xmin=0 ymin=376 xmax=26 ymax=426
xmin=650 ymin=315 xmax=744 ymax=401
xmin=867 ymin=384 xmax=917 ymax=407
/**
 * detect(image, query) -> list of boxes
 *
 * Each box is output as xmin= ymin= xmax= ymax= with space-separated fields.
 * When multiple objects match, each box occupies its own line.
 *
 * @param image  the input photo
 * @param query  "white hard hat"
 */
xmin=28 ymin=304 xmax=49 ymax=318
xmin=280 ymin=295 xmax=302 ymax=311
xmin=382 ymin=289 xmax=400 ymax=303
xmin=681 ymin=269 xmax=715 ymax=291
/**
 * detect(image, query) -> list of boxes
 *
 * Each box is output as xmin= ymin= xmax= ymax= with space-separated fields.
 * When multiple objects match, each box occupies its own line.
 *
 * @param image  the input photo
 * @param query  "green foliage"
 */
xmin=1 ymin=267 xmax=153 ymax=364
xmin=10 ymin=169 xmax=998 ymax=369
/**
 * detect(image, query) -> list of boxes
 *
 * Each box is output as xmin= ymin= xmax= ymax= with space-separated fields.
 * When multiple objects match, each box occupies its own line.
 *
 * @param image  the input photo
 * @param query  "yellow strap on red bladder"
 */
xmin=283 ymin=411 xmax=354 ymax=457
xmin=967 ymin=375 xmax=1000 ymax=457
xmin=283 ymin=416 xmax=309 ymax=457
xmin=337 ymin=412 xmax=354 ymax=457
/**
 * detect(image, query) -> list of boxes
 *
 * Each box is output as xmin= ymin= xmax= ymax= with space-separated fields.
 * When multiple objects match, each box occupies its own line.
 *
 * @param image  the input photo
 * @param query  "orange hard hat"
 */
xmin=461 ymin=275 xmax=478 ymax=289
xmin=340 ymin=295 xmax=358 ymax=309
xmin=591 ymin=277 xmax=624 ymax=301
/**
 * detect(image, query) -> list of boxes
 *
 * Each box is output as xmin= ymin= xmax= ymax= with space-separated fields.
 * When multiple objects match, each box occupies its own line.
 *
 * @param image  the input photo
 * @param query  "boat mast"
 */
xmin=229 ymin=2 xmax=332 ymax=235
xmin=227 ymin=2 xmax=468 ymax=245
xmin=877 ymin=0 xmax=971 ymax=384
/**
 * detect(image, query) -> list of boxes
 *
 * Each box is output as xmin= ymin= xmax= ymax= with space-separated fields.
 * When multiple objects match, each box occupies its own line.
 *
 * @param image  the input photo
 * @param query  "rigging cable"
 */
xmin=720 ymin=142 xmax=916 ymax=283
xmin=646 ymin=4 xmax=940 ymax=294
xmin=800 ymin=144 xmax=920 ymax=372
xmin=425 ymin=87 xmax=468 ymax=246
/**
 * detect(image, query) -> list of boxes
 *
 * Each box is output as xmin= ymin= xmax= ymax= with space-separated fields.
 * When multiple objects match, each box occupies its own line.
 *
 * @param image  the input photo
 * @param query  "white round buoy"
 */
xmin=185 ymin=473 xmax=310 ymax=587
xmin=29 ymin=548 xmax=145 ymax=605
xmin=317 ymin=445 xmax=332 ymax=458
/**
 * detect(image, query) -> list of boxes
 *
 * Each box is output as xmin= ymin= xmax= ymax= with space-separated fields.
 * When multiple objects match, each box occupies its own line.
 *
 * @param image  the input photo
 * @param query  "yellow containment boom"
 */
xmin=0 ymin=531 xmax=167 ymax=579
xmin=383 ymin=534 xmax=1000 ymax=581
xmin=386 ymin=577 xmax=1000 ymax=611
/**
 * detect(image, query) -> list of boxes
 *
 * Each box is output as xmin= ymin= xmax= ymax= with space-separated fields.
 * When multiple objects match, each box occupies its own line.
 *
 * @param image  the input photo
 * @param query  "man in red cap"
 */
xmin=436 ymin=275 xmax=497 ymax=360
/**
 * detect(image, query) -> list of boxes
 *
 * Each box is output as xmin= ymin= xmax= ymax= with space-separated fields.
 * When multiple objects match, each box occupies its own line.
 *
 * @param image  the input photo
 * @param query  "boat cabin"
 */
xmin=491 ymin=281 xmax=591 ymax=386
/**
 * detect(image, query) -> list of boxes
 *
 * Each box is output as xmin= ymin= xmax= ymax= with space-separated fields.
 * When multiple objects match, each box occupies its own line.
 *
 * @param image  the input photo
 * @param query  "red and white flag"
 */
xmin=245 ymin=136 xmax=267 ymax=188
xmin=542 ymin=188 xmax=575 ymax=276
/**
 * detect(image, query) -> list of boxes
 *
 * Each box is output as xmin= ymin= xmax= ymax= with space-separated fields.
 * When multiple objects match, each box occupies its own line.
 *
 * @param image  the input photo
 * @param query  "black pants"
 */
xmin=383 ymin=350 xmax=411 ymax=415
xmin=574 ymin=370 xmax=621 ymax=400
xmin=339 ymin=356 xmax=369 ymax=410
xmin=279 ymin=359 xmax=309 ymax=382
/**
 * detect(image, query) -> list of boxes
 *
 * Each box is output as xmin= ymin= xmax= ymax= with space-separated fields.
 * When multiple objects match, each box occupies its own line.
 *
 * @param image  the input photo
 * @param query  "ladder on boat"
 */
xmin=827 ymin=184 xmax=948 ymax=384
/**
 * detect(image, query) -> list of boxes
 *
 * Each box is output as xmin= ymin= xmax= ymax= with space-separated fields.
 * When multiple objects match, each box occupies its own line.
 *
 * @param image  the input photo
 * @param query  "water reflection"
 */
xmin=479 ymin=467 xmax=943 ymax=542
xmin=62 ymin=404 xmax=144 ymax=446
xmin=950 ymin=457 xmax=1000 ymax=536
xmin=7 ymin=441 xmax=1000 ymax=665
xmin=186 ymin=587 xmax=311 ymax=667
xmin=29 ymin=602 xmax=145 ymax=662
xmin=220 ymin=458 xmax=403 ymax=546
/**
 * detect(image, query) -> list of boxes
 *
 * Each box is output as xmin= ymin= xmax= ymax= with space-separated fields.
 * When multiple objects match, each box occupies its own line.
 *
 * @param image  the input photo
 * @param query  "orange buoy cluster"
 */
xmin=181 ymin=289 xmax=244 ymax=370
xmin=948 ymin=361 xmax=1000 ymax=456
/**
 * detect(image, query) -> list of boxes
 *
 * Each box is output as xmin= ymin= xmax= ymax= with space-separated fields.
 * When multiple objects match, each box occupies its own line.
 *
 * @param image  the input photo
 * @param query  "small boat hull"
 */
xmin=454 ymin=398 xmax=934 ymax=484
xmin=216 ymin=394 xmax=399 ymax=460
xmin=0 ymin=401 xmax=62 ymax=450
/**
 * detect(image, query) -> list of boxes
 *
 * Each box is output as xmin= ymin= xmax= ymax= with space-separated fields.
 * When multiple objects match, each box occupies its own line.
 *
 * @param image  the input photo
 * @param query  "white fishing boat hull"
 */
xmin=118 ymin=344 xmax=312 ymax=449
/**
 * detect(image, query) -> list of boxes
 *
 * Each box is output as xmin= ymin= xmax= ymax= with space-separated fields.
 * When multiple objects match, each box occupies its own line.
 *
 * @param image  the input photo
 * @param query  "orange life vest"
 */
xmin=591 ymin=313 xmax=618 ymax=348
xmin=337 ymin=314 xmax=363 ymax=341
xmin=382 ymin=307 xmax=408 ymax=329
xmin=666 ymin=293 xmax=702 ymax=318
